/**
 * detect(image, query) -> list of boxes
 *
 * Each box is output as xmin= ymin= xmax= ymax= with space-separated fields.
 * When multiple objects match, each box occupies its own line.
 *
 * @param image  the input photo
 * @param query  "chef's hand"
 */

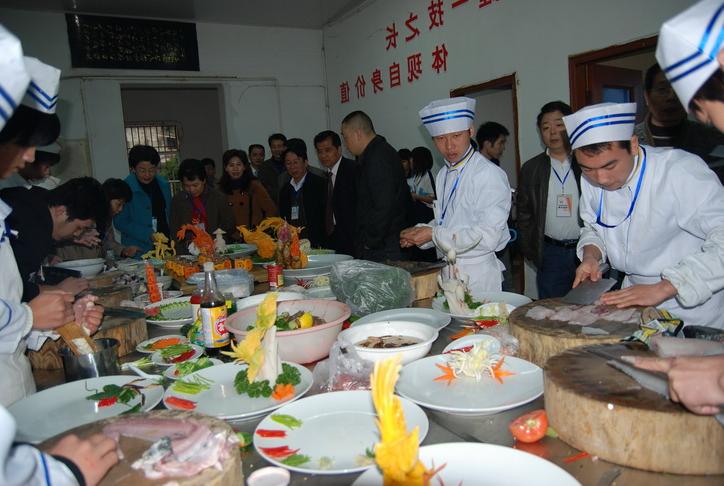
xmin=599 ymin=280 xmax=677 ymax=308
xmin=625 ymin=354 xmax=724 ymax=415
xmin=572 ymin=257 xmax=601 ymax=287
xmin=74 ymin=229 xmax=101 ymax=248
xmin=49 ymin=433 xmax=119 ymax=486
xmin=29 ymin=291 xmax=74 ymax=329
xmin=121 ymin=245 xmax=141 ymax=258
xmin=57 ymin=277 xmax=89 ymax=296
xmin=400 ymin=226 xmax=432 ymax=247
xmin=81 ymin=304 xmax=104 ymax=334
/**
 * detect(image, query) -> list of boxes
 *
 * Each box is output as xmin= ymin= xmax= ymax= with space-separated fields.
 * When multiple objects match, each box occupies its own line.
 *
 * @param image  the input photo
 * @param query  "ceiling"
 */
xmin=0 ymin=0 xmax=367 ymax=29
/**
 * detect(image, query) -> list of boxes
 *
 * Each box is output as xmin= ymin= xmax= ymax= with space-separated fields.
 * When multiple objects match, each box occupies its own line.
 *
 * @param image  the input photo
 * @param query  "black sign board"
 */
xmin=66 ymin=14 xmax=200 ymax=71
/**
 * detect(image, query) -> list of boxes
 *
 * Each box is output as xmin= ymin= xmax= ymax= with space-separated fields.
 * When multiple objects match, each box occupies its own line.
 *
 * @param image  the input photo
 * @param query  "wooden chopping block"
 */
xmin=88 ymin=285 xmax=133 ymax=308
xmin=545 ymin=343 xmax=724 ymax=475
xmin=509 ymin=298 xmax=640 ymax=367
xmin=87 ymin=270 xmax=123 ymax=289
xmin=410 ymin=268 xmax=441 ymax=301
xmin=28 ymin=312 xmax=147 ymax=370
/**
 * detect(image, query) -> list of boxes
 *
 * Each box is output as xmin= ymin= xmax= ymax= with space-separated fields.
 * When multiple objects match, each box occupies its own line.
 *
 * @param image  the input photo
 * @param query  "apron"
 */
xmin=0 ymin=238 xmax=36 ymax=406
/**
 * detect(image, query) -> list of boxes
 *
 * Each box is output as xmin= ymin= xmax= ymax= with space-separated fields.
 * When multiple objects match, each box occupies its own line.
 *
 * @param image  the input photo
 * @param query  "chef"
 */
xmin=567 ymin=101 xmax=724 ymax=330
xmin=0 ymin=25 xmax=117 ymax=486
xmin=400 ymin=97 xmax=511 ymax=296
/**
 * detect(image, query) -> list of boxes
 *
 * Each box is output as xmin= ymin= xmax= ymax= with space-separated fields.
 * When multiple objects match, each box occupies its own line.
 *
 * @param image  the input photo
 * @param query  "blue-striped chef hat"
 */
xmin=562 ymin=102 xmax=637 ymax=150
xmin=21 ymin=57 xmax=60 ymax=114
xmin=0 ymin=25 xmax=30 ymax=131
xmin=419 ymin=97 xmax=476 ymax=137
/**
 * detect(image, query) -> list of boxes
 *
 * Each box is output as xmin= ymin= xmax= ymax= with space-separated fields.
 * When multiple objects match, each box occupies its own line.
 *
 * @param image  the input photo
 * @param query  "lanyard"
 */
xmin=596 ymin=147 xmax=647 ymax=229
xmin=439 ymin=146 xmax=474 ymax=225
xmin=551 ymin=165 xmax=571 ymax=192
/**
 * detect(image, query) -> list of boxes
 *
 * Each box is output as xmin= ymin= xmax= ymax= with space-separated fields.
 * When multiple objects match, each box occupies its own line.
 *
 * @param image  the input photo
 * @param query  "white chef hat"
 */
xmin=21 ymin=57 xmax=60 ymax=114
xmin=656 ymin=0 xmax=724 ymax=110
xmin=562 ymin=102 xmax=637 ymax=150
xmin=0 ymin=25 xmax=30 ymax=132
xmin=419 ymin=97 xmax=476 ymax=137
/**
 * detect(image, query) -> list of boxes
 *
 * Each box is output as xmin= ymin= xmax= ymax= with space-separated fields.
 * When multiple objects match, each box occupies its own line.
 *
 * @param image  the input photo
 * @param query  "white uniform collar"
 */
xmin=0 ymin=198 xmax=12 ymax=242
xmin=445 ymin=144 xmax=475 ymax=170
xmin=621 ymin=149 xmax=643 ymax=190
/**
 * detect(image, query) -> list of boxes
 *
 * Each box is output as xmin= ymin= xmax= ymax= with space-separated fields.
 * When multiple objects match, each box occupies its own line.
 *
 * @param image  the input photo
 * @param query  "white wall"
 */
xmin=0 ymin=8 xmax=329 ymax=181
xmin=471 ymin=88 xmax=517 ymax=187
xmin=323 ymin=0 xmax=692 ymax=168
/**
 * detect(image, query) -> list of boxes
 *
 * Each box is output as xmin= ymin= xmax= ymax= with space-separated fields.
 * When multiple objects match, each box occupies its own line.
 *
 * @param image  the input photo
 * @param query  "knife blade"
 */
xmin=561 ymin=263 xmax=615 ymax=304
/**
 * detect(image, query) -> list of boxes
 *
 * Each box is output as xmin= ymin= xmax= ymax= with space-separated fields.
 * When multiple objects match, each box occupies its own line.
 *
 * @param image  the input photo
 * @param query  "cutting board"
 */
xmin=40 ymin=410 xmax=242 ymax=485
xmin=28 ymin=311 xmax=147 ymax=370
xmin=509 ymin=298 xmax=640 ymax=366
xmin=545 ymin=343 xmax=724 ymax=475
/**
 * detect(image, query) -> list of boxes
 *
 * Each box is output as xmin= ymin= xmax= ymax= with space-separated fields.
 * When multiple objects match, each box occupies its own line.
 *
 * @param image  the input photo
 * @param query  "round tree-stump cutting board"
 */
xmin=509 ymin=299 xmax=640 ymax=367
xmin=40 ymin=410 xmax=242 ymax=485
xmin=545 ymin=343 xmax=724 ymax=475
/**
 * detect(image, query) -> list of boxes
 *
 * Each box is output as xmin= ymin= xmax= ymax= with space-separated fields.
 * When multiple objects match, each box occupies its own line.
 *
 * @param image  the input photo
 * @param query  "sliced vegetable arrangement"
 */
xmin=85 ymin=381 xmax=146 ymax=414
xmin=145 ymin=301 xmax=193 ymax=321
xmin=234 ymin=363 xmax=302 ymax=400
xmin=246 ymin=311 xmax=323 ymax=332
xmin=170 ymin=356 xmax=215 ymax=378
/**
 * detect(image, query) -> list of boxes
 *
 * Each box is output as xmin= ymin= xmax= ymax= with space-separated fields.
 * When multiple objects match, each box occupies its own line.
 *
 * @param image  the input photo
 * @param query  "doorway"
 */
xmin=451 ymin=74 xmax=523 ymax=294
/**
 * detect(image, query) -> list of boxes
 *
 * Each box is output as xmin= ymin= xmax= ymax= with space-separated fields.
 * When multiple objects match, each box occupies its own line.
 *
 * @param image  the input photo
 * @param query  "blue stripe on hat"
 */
xmin=28 ymin=81 xmax=58 ymax=103
xmin=569 ymin=119 xmax=636 ymax=146
xmin=0 ymin=104 xmax=8 ymax=122
xmin=0 ymin=85 xmax=18 ymax=111
xmin=568 ymin=112 xmax=636 ymax=142
xmin=664 ymin=4 xmax=724 ymax=80
xmin=420 ymin=108 xmax=475 ymax=121
xmin=27 ymin=90 xmax=58 ymax=110
xmin=422 ymin=113 xmax=475 ymax=125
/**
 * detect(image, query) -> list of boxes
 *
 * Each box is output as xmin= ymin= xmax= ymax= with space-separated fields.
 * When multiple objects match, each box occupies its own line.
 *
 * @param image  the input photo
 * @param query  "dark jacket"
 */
xmin=326 ymin=157 xmax=358 ymax=256
xmin=257 ymin=158 xmax=283 ymax=204
xmin=1 ymin=186 xmax=53 ymax=301
xmin=517 ymin=152 xmax=582 ymax=268
xmin=170 ymin=187 xmax=235 ymax=254
xmin=356 ymin=135 xmax=411 ymax=261
xmin=278 ymin=171 xmax=327 ymax=248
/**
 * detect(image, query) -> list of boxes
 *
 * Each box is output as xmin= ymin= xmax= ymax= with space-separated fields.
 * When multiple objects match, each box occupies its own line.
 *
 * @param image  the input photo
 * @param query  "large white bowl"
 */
xmin=337 ymin=320 xmax=438 ymax=365
xmin=54 ymin=258 xmax=104 ymax=277
xmin=225 ymin=299 xmax=352 ymax=364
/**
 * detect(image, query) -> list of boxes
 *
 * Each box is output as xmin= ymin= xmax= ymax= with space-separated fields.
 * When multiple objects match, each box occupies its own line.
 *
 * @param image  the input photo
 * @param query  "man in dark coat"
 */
xmin=314 ymin=130 xmax=357 ymax=256
xmin=341 ymin=111 xmax=410 ymax=261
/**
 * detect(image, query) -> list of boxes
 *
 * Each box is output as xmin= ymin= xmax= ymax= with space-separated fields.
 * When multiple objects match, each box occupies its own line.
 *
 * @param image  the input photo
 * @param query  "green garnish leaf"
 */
xmin=271 ymin=414 xmax=303 ymax=430
xmin=121 ymin=403 xmax=142 ymax=415
xmin=365 ymin=446 xmax=376 ymax=458
xmin=171 ymin=375 xmax=213 ymax=395
xmin=275 ymin=363 xmax=301 ymax=386
xmin=236 ymin=431 xmax=253 ymax=448
xmin=281 ymin=454 xmax=311 ymax=466
xmin=174 ymin=357 xmax=213 ymax=378
xmin=160 ymin=344 xmax=193 ymax=359
xmin=234 ymin=369 xmax=273 ymax=397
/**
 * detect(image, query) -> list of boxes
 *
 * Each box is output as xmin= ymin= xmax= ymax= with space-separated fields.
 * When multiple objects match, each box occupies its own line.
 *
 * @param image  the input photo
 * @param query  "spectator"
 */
xmin=257 ymin=133 xmax=287 ymax=203
xmin=476 ymin=121 xmax=509 ymax=166
xmin=0 ymin=141 xmax=61 ymax=190
xmin=170 ymin=158 xmax=234 ymax=254
xmin=218 ymin=149 xmax=277 ymax=233
xmin=248 ymin=143 xmax=265 ymax=177
xmin=278 ymin=144 xmax=326 ymax=247
xmin=202 ymin=157 xmax=217 ymax=188
xmin=341 ymin=111 xmax=410 ymax=261
xmin=114 ymin=145 xmax=172 ymax=255
xmin=398 ymin=148 xmax=413 ymax=178
xmin=407 ymin=146 xmax=437 ymax=262
xmin=314 ymin=130 xmax=357 ymax=255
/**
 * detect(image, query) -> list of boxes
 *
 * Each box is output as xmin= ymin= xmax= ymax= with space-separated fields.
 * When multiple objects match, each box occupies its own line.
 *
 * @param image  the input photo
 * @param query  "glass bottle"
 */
xmin=200 ymin=262 xmax=230 ymax=357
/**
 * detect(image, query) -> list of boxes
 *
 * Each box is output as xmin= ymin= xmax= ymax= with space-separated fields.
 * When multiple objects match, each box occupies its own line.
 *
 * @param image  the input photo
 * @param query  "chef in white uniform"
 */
xmin=567 ymin=102 xmax=724 ymax=330
xmin=0 ymin=26 xmax=118 ymax=486
xmin=400 ymin=97 xmax=511 ymax=297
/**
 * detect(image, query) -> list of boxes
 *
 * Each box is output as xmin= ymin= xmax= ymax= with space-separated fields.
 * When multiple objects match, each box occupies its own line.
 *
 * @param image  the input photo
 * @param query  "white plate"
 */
xmin=144 ymin=296 xmax=193 ymax=328
xmin=353 ymin=307 xmax=451 ymax=331
xmin=163 ymin=357 xmax=223 ymax=380
xmin=163 ymin=362 xmax=312 ymax=419
xmin=442 ymin=333 xmax=501 ymax=354
xmin=431 ymin=294 xmax=524 ymax=320
xmin=353 ymin=442 xmax=580 ymax=486
xmin=254 ymin=390 xmax=428 ymax=475
xmin=151 ymin=344 xmax=204 ymax=366
xmin=223 ymin=243 xmax=257 ymax=257
xmin=396 ymin=354 xmax=543 ymax=416
xmin=134 ymin=290 xmax=183 ymax=306
xmin=8 ymin=376 xmax=163 ymax=443
xmin=136 ymin=334 xmax=188 ymax=353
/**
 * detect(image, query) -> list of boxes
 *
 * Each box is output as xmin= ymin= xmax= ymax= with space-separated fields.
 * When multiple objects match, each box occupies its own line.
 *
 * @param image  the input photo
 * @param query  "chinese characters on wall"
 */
xmin=339 ymin=0 xmax=500 ymax=103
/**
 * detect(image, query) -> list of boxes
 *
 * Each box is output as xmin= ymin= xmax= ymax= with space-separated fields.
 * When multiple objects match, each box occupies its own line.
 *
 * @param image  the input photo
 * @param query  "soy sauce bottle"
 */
xmin=200 ymin=262 xmax=230 ymax=357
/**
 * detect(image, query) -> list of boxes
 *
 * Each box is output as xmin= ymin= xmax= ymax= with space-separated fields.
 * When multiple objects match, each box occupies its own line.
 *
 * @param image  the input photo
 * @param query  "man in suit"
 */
xmin=258 ymin=133 xmax=287 ymax=203
xmin=314 ymin=130 xmax=357 ymax=256
xmin=341 ymin=111 xmax=410 ymax=261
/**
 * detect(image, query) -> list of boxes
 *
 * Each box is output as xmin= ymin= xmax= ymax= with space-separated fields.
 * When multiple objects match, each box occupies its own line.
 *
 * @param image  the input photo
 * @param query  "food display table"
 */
xmin=32 ymin=285 xmax=724 ymax=485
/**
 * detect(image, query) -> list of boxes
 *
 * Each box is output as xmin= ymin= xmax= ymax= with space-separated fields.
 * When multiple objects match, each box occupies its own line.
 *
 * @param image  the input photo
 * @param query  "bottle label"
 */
xmin=201 ymin=305 xmax=229 ymax=348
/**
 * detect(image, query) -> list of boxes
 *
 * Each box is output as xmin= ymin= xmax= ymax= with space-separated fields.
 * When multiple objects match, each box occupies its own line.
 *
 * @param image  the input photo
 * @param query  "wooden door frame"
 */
xmin=569 ymin=35 xmax=658 ymax=110
xmin=450 ymin=73 xmax=521 ymax=181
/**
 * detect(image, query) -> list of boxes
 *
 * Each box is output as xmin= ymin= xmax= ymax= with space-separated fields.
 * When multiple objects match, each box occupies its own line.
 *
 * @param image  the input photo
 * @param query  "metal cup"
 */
xmin=59 ymin=337 xmax=121 ymax=382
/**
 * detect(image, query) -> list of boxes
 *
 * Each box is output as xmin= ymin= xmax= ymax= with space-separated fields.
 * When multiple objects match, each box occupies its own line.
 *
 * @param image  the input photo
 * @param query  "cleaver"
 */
xmin=561 ymin=263 xmax=616 ymax=304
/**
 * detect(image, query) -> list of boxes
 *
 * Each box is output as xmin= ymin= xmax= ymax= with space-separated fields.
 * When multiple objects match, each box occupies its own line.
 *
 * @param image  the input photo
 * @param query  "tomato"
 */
xmin=260 ymin=445 xmax=299 ymax=459
xmin=165 ymin=396 xmax=197 ymax=410
xmin=256 ymin=429 xmax=287 ymax=438
xmin=170 ymin=350 xmax=196 ymax=363
xmin=509 ymin=409 xmax=548 ymax=443
xmin=97 ymin=397 xmax=118 ymax=407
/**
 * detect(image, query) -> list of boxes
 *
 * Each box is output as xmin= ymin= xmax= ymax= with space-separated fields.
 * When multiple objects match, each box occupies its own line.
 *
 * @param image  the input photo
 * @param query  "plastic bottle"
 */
xmin=200 ymin=262 xmax=230 ymax=357
xmin=188 ymin=286 xmax=204 ymax=345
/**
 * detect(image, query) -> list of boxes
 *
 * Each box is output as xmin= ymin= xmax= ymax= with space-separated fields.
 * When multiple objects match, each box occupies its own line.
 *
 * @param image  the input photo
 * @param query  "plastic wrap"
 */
xmin=311 ymin=341 xmax=375 ymax=393
xmin=187 ymin=269 xmax=254 ymax=298
xmin=330 ymin=260 xmax=414 ymax=316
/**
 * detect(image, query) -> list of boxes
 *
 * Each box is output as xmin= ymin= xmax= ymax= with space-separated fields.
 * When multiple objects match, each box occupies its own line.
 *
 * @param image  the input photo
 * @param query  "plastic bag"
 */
xmin=311 ymin=341 xmax=375 ymax=393
xmin=330 ymin=260 xmax=414 ymax=316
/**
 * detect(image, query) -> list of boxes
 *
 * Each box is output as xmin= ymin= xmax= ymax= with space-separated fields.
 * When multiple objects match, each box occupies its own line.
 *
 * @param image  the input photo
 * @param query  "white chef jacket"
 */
xmin=0 ymin=405 xmax=79 ymax=485
xmin=0 ymin=198 xmax=36 ymax=406
xmin=577 ymin=145 xmax=724 ymax=329
xmin=421 ymin=148 xmax=511 ymax=298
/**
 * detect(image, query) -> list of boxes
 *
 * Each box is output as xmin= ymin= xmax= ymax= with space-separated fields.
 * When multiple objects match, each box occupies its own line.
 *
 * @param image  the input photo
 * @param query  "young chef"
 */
xmin=0 ymin=25 xmax=117 ymax=486
xmin=625 ymin=0 xmax=724 ymax=417
xmin=400 ymin=97 xmax=512 ymax=296
xmin=567 ymin=101 xmax=724 ymax=329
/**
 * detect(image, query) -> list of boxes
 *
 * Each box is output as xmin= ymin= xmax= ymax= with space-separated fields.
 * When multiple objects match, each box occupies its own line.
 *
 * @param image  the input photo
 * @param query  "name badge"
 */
xmin=151 ymin=217 xmax=158 ymax=232
xmin=291 ymin=205 xmax=300 ymax=220
xmin=556 ymin=194 xmax=572 ymax=218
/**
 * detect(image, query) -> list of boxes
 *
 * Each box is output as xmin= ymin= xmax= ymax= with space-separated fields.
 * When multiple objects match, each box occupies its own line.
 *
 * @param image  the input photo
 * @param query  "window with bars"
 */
xmin=124 ymin=122 xmax=180 ymax=184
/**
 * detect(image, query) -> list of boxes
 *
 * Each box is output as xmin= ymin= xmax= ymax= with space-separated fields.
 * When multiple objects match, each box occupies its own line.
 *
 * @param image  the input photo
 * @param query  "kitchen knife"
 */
xmin=561 ymin=263 xmax=615 ymax=305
